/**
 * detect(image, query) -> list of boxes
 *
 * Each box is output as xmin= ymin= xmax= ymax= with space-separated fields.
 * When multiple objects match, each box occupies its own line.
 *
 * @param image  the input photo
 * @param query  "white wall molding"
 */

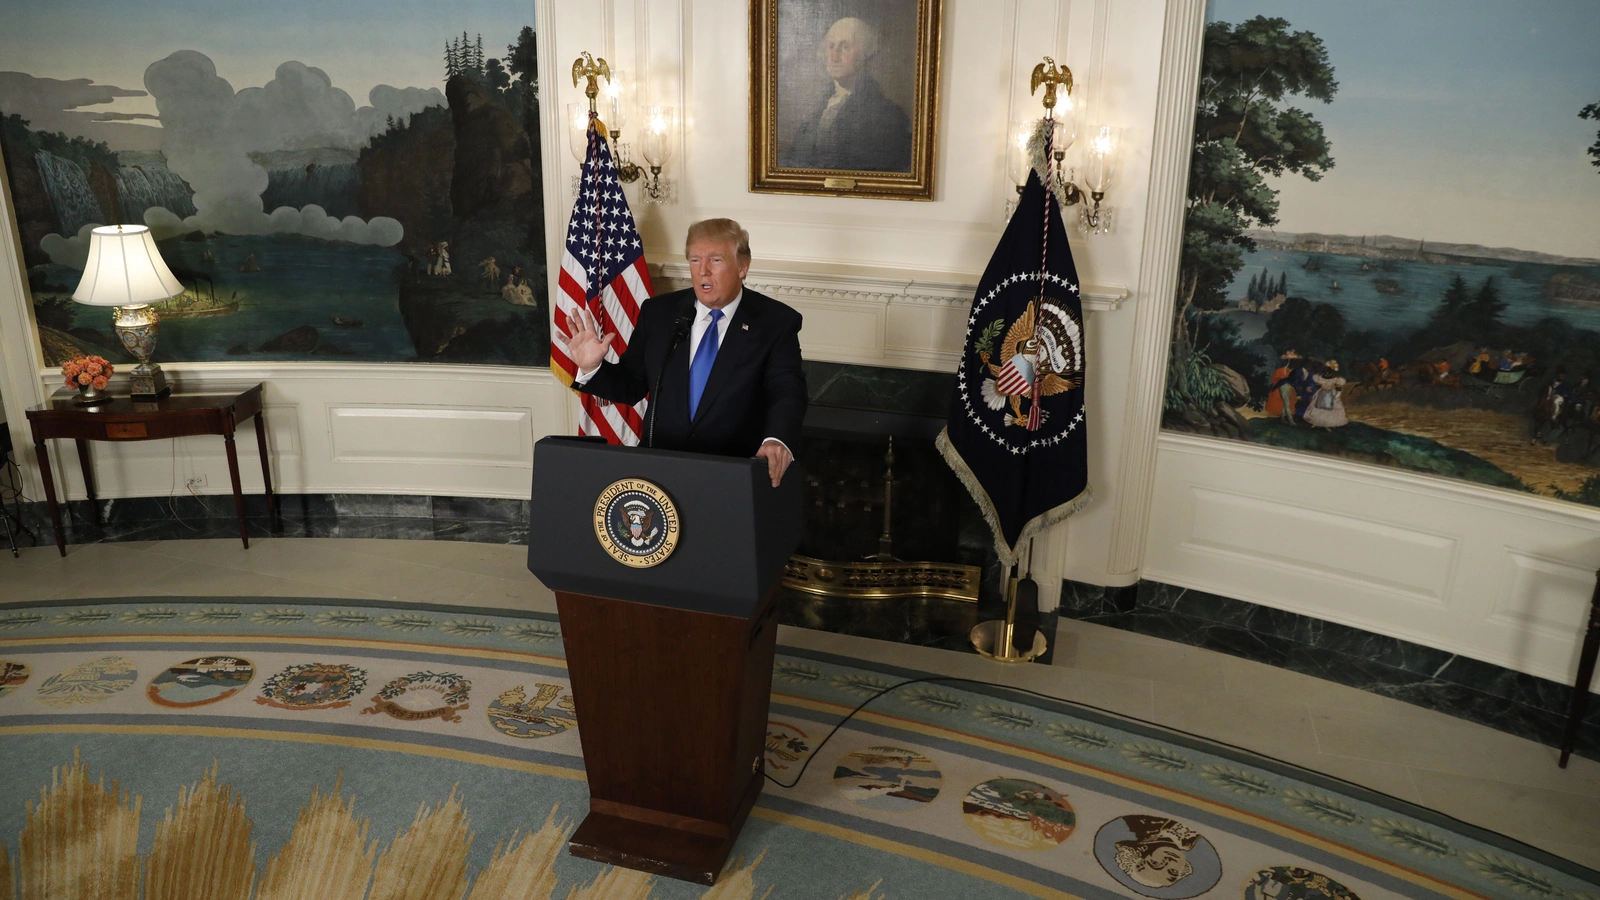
xmin=1104 ymin=0 xmax=1205 ymax=575
xmin=1147 ymin=433 xmax=1600 ymax=690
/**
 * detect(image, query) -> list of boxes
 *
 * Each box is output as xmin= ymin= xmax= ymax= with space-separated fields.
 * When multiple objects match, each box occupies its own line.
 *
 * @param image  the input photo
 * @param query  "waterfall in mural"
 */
xmin=261 ymin=162 xmax=361 ymax=219
xmin=115 ymin=151 xmax=197 ymax=222
xmin=33 ymin=151 xmax=104 ymax=236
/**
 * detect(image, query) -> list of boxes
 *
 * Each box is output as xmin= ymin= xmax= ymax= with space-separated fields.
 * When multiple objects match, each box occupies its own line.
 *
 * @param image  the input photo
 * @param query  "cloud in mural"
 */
xmin=39 ymin=50 xmax=435 ymax=265
xmin=0 ymin=71 xmax=161 ymax=148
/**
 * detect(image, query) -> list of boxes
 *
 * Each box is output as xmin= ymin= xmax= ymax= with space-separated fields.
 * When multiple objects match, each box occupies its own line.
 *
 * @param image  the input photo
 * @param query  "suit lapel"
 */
xmin=691 ymin=294 xmax=759 ymax=424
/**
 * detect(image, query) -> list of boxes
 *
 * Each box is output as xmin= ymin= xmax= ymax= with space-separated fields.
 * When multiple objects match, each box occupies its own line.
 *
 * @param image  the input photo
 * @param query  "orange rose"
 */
xmin=92 ymin=376 xmax=109 ymax=390
xmin=77 ymin=373 xmax=90 ymax=385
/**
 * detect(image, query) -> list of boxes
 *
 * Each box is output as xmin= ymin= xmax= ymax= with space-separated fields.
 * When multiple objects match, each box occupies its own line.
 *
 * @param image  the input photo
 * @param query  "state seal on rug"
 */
xmin=255 ymin=662 xmax=367 ymax=710
xmin=961 ymin=777 xmax=1076 ymax=850
xmin=487 ymin=683 xmax=575 ymax=737
xmin=1094 ymin=814 xmax=1222 ymax=899
xmin=364 ymin=670 xmax=471 ymax=723
xmin=36 ymin=656 xmax=137 ymax=708
xmin=147 ymin=656 xmax=255 ymax=708
xmin=1245 ymin=867 xmax=1362 ymax=900
xmin=832 ymin=746 xmax=942 ymax=812
xmin=0 ymin=661 xmax=30 ymax=700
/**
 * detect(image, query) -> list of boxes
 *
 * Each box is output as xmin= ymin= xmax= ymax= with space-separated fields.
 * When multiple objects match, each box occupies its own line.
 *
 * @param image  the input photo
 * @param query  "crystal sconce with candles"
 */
xmin=1076 ymin=125 xmax=1118 ymax=234
xmin=638 ymin=105 xmax=676 ymax=203
xmin=600 ymin=70 xmax=643 ymax=184
xmin=568 ymin=56 xmax=677 ymax=202
xmin=1005 ymin=56 xmax=1119 ymax=234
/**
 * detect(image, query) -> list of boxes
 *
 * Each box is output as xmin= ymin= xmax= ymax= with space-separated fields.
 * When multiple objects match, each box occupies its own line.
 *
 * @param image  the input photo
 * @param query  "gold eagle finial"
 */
xmin=571 ymin=52 xmax=611 ymax=106
xmin=1029 ymin=56 xmax=1073 ymax=112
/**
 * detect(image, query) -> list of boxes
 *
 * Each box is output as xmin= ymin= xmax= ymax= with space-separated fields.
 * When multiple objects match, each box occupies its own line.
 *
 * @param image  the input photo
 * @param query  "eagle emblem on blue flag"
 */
xmin=938 ymin=170 xmax=1090 ymax=566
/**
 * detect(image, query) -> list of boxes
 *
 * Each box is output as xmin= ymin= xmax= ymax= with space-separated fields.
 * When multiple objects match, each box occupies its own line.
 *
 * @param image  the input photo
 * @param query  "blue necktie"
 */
xmin=688 ymin=308 xmax=723 ymax=419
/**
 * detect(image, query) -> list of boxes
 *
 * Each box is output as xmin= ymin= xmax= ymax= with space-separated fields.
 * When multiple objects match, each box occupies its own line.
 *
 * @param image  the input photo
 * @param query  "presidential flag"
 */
xmin=936 ymin=170 xmax=1090 ymax=567
xmin=551 ymin=115 xmax=654 ymax=445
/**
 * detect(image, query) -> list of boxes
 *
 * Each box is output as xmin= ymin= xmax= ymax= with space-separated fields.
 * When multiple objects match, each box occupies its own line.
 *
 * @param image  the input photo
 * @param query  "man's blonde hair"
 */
xmin=685 ymin=218 xmax=751 ymax=262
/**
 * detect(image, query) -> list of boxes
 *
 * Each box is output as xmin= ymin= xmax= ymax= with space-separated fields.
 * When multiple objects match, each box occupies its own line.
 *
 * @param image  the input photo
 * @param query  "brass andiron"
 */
xmin=783 ymin=437 xmax=981 ymax=602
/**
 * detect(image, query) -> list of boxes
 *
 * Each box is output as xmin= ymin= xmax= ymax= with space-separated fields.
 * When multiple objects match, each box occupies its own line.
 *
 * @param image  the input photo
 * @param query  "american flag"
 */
xmin=551 ymin=115 xmax=653 ymax=445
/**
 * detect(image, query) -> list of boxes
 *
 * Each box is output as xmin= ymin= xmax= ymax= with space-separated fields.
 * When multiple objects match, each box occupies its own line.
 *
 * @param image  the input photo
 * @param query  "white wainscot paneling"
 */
xmin=1147 ymin=434 xmax=1600 ymax=688
xmin=328 ymin=405 xmax=533 ymax=466
xmin=35 ymin=364 xmax=571 ymax=502
xmin=1493 ymin=552 xmax=1597 ymax=641
xmin=1183 ymin=487 xmax=1456 ymax=604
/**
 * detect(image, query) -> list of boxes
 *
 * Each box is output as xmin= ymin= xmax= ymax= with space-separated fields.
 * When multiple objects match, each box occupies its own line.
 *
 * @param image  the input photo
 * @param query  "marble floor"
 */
xmin=3 ymin=537 xmax=1598 ymax=871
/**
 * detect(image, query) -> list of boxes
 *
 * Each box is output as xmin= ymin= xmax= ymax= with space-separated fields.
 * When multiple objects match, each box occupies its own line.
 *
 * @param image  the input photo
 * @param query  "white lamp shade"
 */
xmin=72 ymin=225 xmax=184 ymax=307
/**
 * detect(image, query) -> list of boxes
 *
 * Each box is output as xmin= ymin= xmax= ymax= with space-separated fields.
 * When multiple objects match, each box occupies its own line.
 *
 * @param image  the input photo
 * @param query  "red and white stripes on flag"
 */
xmin=551 ymin=115 xmax=654 ymax=445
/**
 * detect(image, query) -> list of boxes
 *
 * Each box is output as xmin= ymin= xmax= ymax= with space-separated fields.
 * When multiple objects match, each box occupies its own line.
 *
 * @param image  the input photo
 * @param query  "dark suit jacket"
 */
xmin=783 ymin=75 xmax=912 ymax=172
xmin=577 ymin=288 xmax=807 ymax=458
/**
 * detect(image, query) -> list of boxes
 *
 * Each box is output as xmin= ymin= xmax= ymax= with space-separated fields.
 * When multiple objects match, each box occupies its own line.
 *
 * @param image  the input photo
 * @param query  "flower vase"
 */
xmin=74 ymin=383 xmax=111 ymax=405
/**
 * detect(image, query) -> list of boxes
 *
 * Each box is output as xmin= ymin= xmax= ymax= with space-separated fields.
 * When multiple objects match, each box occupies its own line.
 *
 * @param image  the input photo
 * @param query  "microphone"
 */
xmin=647 ymin=306 xmax=695 ymax=448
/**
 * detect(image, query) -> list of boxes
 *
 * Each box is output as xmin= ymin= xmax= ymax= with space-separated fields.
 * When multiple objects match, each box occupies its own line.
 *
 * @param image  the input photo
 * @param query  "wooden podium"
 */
xmin=526 ymin=436 xmax=802 ymax=884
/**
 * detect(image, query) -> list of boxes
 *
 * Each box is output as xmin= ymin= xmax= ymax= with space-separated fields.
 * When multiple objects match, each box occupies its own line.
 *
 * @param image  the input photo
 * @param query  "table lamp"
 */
xmin=72 ymin=224 xmax=184 ymax=400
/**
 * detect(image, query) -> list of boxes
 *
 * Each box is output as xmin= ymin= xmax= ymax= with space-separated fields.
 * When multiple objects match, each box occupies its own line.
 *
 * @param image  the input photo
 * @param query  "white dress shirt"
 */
xmin=576 ymin=291 xmax=790 ymax=456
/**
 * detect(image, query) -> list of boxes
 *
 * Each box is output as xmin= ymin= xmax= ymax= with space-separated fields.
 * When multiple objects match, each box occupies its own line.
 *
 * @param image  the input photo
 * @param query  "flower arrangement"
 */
xmin=62 ymin=355 xmax=114 ymax=392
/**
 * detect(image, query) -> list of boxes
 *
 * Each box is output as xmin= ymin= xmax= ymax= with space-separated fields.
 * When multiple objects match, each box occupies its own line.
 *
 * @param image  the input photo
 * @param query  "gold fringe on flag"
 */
xmin=464 ymin=806 xmax=571 ymax=900
xmin=254 ymin=775 xmax=376 ymax=900
xmin=18 ymin=749 xmax=141 ymax=900
xmin=144 ymin=761 xmax=255 ymax=900
xmin=369 ymin=787 xmax=473 ymax=900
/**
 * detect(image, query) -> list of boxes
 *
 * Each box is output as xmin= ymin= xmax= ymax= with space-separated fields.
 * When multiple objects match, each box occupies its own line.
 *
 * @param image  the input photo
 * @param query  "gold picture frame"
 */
xmin=749 ymin=0 xmax=942 ymax=201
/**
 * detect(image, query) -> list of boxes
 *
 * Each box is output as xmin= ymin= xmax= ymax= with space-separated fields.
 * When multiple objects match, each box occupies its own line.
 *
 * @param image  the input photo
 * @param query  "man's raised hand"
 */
xmin=568 ymin=308 xmax=615 ymax=374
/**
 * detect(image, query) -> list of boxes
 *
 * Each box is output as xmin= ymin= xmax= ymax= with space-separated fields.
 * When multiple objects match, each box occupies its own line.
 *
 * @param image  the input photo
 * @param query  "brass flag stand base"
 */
xmin=970 ymin=572 xmax=1048 ymax=663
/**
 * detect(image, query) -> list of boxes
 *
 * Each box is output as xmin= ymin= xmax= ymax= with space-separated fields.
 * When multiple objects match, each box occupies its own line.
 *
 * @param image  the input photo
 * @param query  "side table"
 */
xmin=25 ymin=382 xmax=275 ymax=555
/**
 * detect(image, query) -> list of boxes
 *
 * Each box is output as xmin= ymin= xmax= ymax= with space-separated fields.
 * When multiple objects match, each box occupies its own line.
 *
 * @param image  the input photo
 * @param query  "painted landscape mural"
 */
xmin=0 ymin=1 xmax=547 ymax=366
xmin=1165 ymin=0 xmax=1600 ymax=504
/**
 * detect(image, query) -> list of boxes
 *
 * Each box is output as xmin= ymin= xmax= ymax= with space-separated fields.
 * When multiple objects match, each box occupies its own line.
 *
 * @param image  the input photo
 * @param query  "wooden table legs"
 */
xmin=1559 ymin=571 xmax=1600 ymax=767
xmin=223 ymin=431 xmax=249 ymax=550
xmin=34 ymin=440 xmax=66 ymax=557
xmin=255 ymin=412 xmax=276 ymax=519
xmin=74 ymin=439 xmax=99 ymax=525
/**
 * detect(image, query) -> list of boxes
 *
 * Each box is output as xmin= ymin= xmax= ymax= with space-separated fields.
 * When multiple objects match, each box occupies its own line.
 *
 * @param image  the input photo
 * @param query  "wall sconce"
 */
xmin=637 ymin=105 xmax=676 ymax=203
xmin=1076 ymin=125 xmax=1118 ymax=234
xmin=600 ymin=70 xmax=643 ymax=184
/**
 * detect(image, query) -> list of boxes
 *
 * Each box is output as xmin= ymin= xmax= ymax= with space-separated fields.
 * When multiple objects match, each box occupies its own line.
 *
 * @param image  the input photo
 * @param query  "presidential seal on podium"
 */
xmin=593 ymin=478 xmax=681 ymax=567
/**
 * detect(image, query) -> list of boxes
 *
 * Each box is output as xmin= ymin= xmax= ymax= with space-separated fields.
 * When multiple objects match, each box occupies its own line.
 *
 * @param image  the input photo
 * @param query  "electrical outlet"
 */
xmin=186 ymin=475 xmax=207 ymax=489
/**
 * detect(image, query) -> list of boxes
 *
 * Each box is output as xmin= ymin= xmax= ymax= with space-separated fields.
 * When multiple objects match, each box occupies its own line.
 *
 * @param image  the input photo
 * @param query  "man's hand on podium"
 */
xmin=756 ymin=439 xmax=792 ymax=487
xmin=568 ymin=308 xmax=614 ymax=376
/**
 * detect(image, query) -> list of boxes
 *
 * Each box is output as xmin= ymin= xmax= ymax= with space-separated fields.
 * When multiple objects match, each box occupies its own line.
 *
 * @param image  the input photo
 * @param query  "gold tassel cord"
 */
xmin=369 ymin=787 xmax=473 ymax=900
xmin=144 ymin=761 xmax=255 ymax=900
xmin=18 ymin=749 xmax=141 ymax=900
xmin=463 ymin=806 xmax=572 ymax=900
xmin=254 ymin=776 xmax=376 ymax=900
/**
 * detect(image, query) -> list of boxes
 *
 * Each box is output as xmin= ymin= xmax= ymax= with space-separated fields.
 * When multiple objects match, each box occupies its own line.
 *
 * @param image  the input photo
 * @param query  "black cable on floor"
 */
xmin=761 ymin=672 xmax=1332 ymax=791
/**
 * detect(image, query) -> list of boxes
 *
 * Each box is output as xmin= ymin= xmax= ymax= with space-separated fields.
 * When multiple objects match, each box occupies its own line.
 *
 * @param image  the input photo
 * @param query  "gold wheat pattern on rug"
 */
xmin=254 ymin=776 xmax=376 ymax=900
xmin=463 ymin=808 xmax=571 ymax=900
xmin=19 ymin=750 xmax=141 ymax=900
xmin=369 ymin=789 xmax=472 ymax=900
xmin=144 ymin=761 xmax=255 ymax=900
xmin=4 ymin=754 xmax=849 ymax=900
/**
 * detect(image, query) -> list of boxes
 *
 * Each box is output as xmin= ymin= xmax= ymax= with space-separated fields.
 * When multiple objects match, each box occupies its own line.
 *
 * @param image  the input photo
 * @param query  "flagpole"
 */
xmin=968 ymin=56 xmax=1074 ymax=666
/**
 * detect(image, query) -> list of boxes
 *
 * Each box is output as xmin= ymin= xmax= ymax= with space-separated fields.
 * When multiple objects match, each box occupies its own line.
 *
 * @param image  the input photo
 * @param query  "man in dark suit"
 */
xmin=566 ymin=218 xmax=806 ymax=487
xmin=782 ymin=17 xmax=912 ymax=172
